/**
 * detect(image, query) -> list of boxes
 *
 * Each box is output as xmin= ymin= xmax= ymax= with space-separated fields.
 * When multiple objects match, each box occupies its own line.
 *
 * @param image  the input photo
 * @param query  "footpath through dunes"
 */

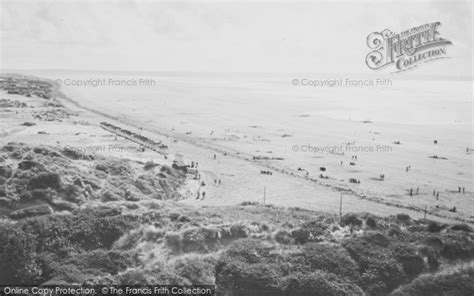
xmin=53 ymin=84 xmax=473 ymax=225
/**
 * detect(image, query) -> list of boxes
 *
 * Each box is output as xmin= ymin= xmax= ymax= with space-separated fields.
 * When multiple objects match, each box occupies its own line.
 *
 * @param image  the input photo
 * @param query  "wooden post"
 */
xmin=339 ymin=192 xmax=343 ymax=223
xmin=263 ymin=186 xmax=266 ymax=206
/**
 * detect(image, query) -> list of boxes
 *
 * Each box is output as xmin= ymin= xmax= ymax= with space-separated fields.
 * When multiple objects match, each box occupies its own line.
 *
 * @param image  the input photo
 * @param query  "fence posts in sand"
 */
xmin=339 ymin=193 xmax=343 ymax=223
xmin=263 ymin=186 xmax=266 ymax=206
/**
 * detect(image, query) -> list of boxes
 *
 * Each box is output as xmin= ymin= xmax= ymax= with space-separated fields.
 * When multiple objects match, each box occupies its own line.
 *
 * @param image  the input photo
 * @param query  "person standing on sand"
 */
xmin=462 ymin=187 xmax=465 ymax=194
xmin=409 ymin=188 xmax=413 ymax=196
xmin=416 ymin=187 xmax=419 ymax=195
xmin=436 ymin=191 xmax=439 ymax=199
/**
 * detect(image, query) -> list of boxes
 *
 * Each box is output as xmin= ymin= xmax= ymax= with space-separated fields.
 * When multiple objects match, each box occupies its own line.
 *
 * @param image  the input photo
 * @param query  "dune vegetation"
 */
xmin=0 ymin=143 xmax=473 ymax=295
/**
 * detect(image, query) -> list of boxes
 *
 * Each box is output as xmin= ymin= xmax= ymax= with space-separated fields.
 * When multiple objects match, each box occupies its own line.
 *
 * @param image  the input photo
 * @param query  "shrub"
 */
xmin=290 ymin=243 xmax=359 ymax=279
xmin=300 ymin=220 xmax=330 ymax=237
xmin=366 ymin=217 xmax=377 ymax=228
xmin=390 ymin=263 xmax=474 ymax=296
xmin=342 ymin=233 xmax=406 ymax=294
xmin=340 ymin=213 xmax=363 ymax=228
xmin=274 ymin=230 xmax=294 ymax=245
xmin=427 ymin=221 xmax=445 ymax=233
xmin=28 ymin=172 xmax=62 ymax=190
xmin=451 ymin=224 xmax=472 ymax=232
xmin=68 ymin=249 xmax=135 ymax=275
xmin=229 ymin=224 xmax=250 ymax=239
xmin=440 ymin=233 xmax=474 ymax=260
xmin=172 ymin=254 xmax=217 ymax=284
xmin=395 ymin=213 xmax=411 ymax=225
xmin=0 ymin=223 xmax=41 ymax=284
xmin=181 ymin=227 xmax=220 ymax=253
xmin=284 ymin=271 xmax=364 ymax=296
xmin=392 ymin=243 xmax=425 ymax=278
xmin=291 ymin=228 xmax=311 ymax=245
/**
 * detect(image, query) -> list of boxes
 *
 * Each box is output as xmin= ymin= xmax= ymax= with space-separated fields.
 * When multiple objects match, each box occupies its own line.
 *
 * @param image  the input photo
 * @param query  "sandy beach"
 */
xmin=1 ymin=72 xmax=472 ymax=224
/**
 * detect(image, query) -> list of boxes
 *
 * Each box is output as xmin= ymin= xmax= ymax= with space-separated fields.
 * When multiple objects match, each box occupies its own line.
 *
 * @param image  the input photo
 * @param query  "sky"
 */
xmin=0 ymin=0 xmax=472 ymax=77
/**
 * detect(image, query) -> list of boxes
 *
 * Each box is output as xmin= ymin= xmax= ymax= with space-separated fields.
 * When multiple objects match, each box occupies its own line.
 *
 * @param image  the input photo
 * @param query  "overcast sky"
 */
xmin=0 ymin=0 xmax=472 ymax=77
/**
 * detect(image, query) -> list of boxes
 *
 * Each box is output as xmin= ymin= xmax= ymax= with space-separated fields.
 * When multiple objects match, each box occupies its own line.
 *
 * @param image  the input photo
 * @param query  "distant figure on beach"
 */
xmin=436 ymin=191 xmax=439 ymax=199
xmin=409 ymin=188 xmax=413 ymax=196
xmin=202 ymin=192 xmax=206 ymax=199
xmin=462 ymin=187 xmax=465 ymax=194
xmin=196 ymin=191 xmax=200 ymax=199
xmin=218 ymin=179 xmax=221 ymax=185
xmin=214 ymin=154 xmax=216 ymax=160
xmin=380 ymin=174 xmax=385 ymax=181
xmin=434 ymin=140 xmax=438 ymax=144
xmin=458 ymin=186 xmax=461 ymax=193
xmin=340 ymin=161 xmax=343 ymax=166
xmin=433 ymin=190 xmax=436 ymax=196
xmin=416 ymin=187 xmax=419 ymax=195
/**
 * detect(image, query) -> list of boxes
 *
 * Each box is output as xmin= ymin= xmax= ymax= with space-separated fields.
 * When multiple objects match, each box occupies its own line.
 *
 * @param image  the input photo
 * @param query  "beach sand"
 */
xmin=1 ymin=72 xmax=472 ymax=223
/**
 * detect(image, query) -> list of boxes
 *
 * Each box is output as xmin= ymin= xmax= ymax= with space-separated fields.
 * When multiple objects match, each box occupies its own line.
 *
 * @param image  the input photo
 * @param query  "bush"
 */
xmin=395 ymin=213 xmax=411 ymax=225
xmin=21 ymin=208 xmax=139 ymax=252
xmin=28 ymin=172 xmax=62 ymax=190
xmin=366 ymin=217 xmax=377 ymax=229
xmin=390 ymin=263 xmax=474 ymax=296
xmin=451 ymin=224 xmax=472 ymax=232
xmin=291 ymin=228 xmax=311 ymax=245
xmin=0 ymin=223 xmax=41 ymax=284
xmin=274 ymin=230 xmax=294 ymax=245
xmin=172 ymin=254 xmax=217 ymax=284
xmin=284 ymin=271 xmax=364 ymax=296
xmin=440 ymin=233 xmax=474 ymax=260
xmin=68 ymin=249 xmax=135 ymax=275
xmin=181 ymin=227 xmax=220 ymax=253
xmin=290 ymin=243 xmax=359 ymax=279
xmin=340 ymin=214 xmax=363 ymax=228
xmin=300 ymin=220 xmax=330 ymax=236
xmin=342 ymin=233 xmax=406 ymax=295
xmin=392 ymin=243 xmax=425 ymax=278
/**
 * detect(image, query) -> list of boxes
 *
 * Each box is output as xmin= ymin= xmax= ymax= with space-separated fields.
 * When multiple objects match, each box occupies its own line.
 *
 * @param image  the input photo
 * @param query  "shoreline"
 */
xmin=0 ymin=73 xmax=472 ymax=225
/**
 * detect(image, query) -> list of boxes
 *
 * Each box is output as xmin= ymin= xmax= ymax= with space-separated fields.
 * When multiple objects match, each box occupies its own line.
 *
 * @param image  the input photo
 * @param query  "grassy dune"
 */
xmin=1 ymin=143 xmax=473 ymax=295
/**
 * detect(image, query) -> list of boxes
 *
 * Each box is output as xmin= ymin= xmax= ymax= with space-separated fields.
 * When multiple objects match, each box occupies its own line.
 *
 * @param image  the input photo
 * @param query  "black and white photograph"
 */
xmin=0 ymin=0 xmax=473 ymax=295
